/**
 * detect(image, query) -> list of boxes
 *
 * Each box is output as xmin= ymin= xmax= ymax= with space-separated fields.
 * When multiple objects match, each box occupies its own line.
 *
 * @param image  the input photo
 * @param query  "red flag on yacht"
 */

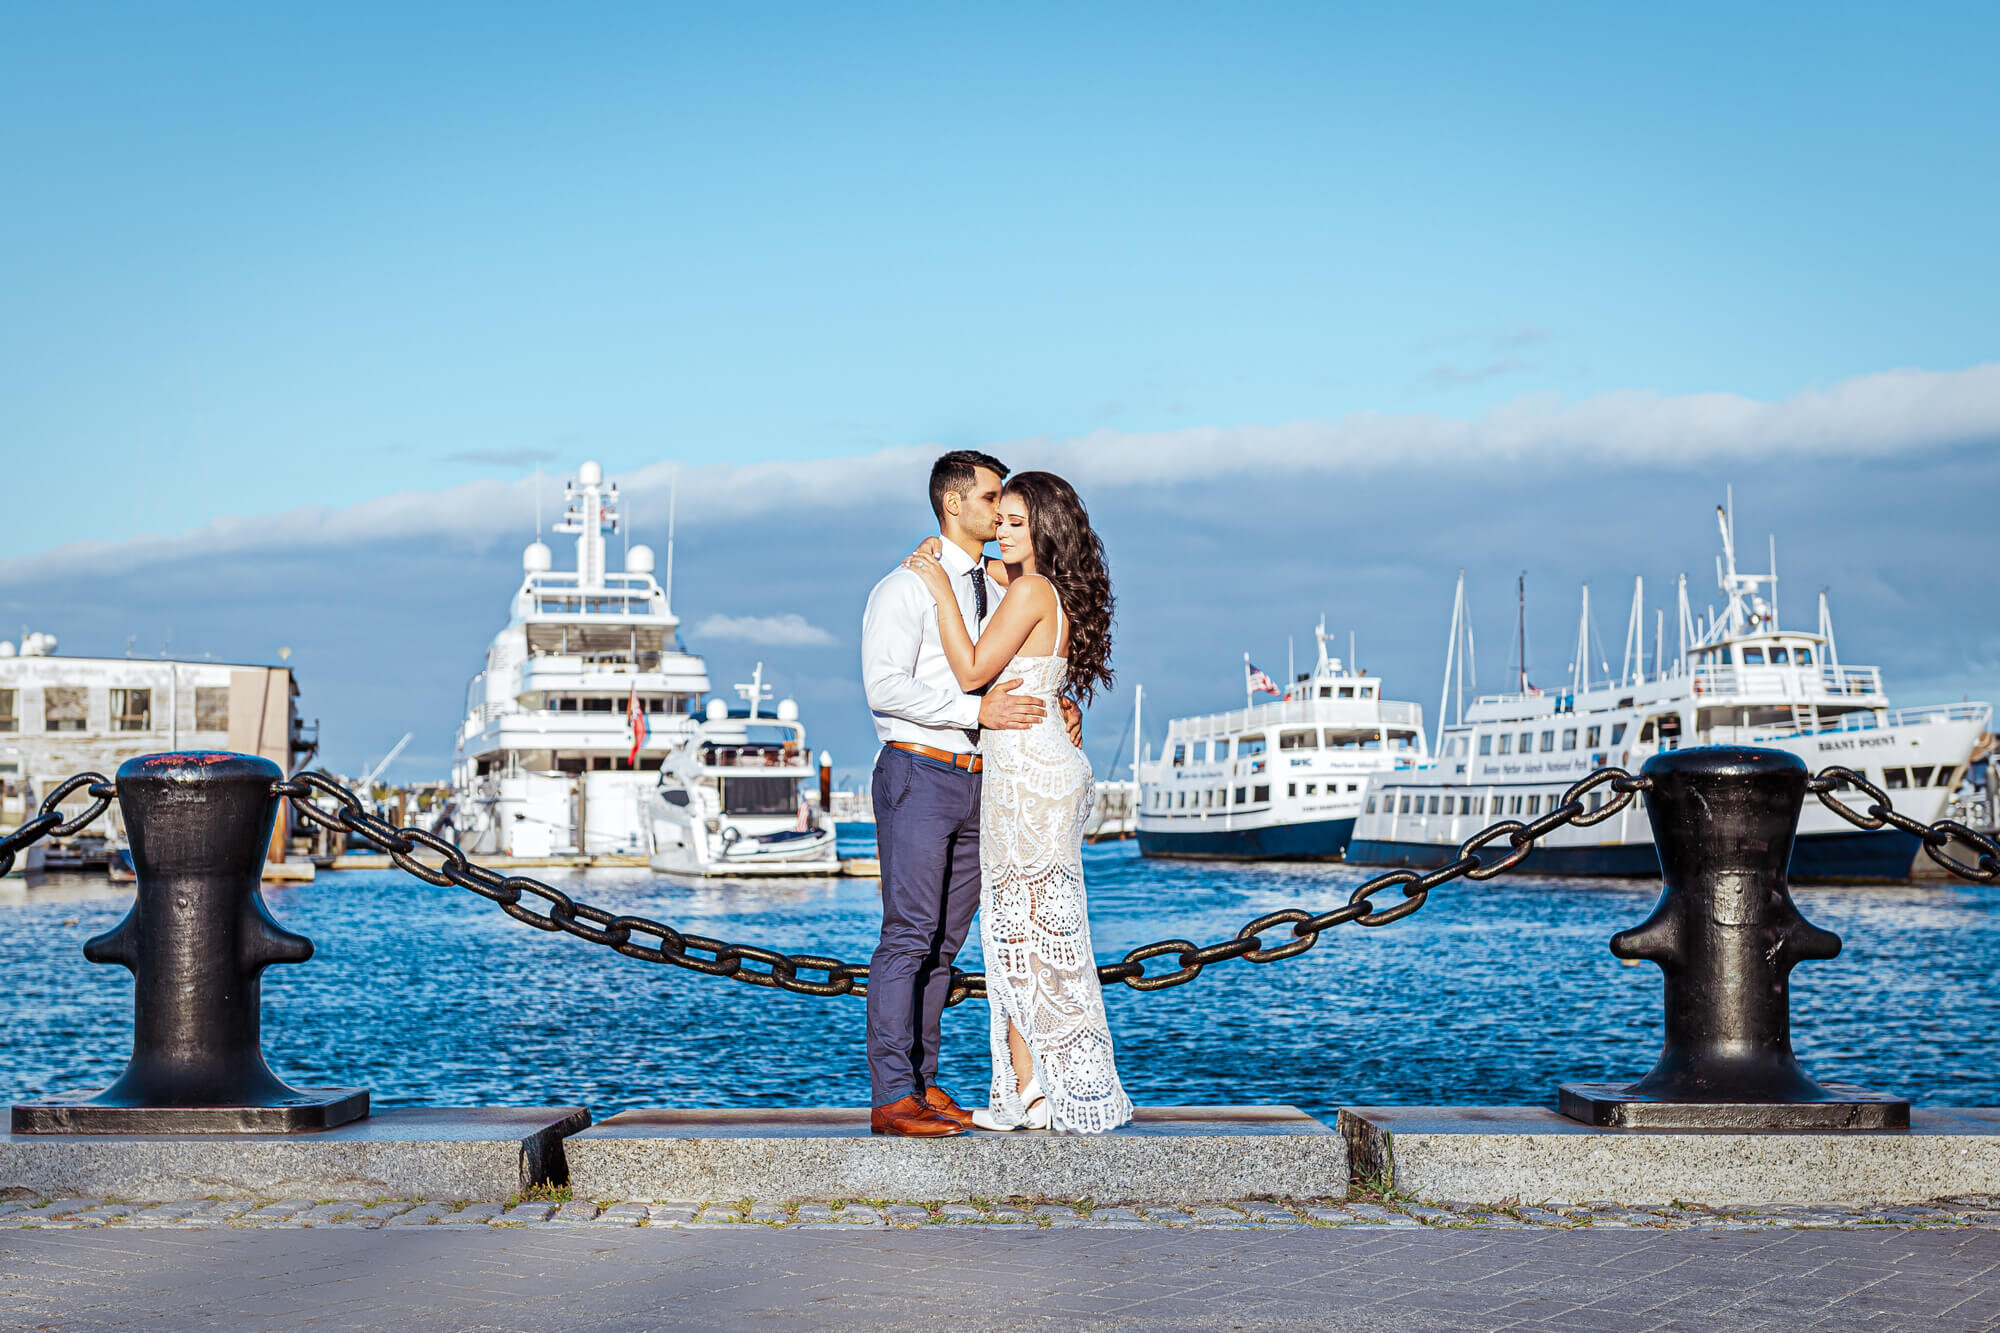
xmin=627 ymin=688 xmax=648 ymax=766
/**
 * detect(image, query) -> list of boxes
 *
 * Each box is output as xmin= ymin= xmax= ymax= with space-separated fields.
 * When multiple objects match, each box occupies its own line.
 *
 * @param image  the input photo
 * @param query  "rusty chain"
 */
xmin=1811 ymin=765 xmax=2000 ymax=883
xmin=277 ymin=765 xmax=1653 ymax=1005
xmin=0 ymin=774 xmax=116 ymax=878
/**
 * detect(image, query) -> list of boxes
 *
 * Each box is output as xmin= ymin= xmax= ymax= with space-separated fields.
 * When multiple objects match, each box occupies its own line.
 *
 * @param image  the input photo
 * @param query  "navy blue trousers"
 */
xmin=866 ymin=746 xmax=983 ymax=1107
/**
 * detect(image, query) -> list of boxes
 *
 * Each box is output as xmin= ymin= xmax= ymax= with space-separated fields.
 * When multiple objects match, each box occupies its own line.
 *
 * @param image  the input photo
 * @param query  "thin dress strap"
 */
xmin=1021 ymin=572 xmax=1065 ymax=654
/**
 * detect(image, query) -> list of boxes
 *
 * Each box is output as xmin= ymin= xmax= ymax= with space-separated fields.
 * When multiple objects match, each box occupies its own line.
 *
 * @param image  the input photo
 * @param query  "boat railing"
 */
xmin=1886 ymin=702 xmax=1993 ymax=728
xmin=1166 ymin=696 xmax=1422 ymax=739
xmin=1690 ymin=663 xmax=1884 ymax=699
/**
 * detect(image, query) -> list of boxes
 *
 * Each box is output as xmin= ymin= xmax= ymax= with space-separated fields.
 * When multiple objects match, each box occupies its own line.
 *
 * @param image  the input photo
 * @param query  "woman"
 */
xmin=902 ymin=471 xmax=1133 ymax=1135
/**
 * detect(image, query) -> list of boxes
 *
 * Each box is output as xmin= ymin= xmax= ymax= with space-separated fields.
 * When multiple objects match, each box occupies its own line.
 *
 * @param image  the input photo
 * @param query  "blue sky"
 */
xmin=2 ymin=3 xmax=1996 ymax=780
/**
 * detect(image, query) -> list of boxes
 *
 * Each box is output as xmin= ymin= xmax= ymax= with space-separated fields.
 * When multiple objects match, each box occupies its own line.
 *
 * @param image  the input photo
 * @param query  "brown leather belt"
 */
xmin=887 ymin=741 xmax=983 ymax=773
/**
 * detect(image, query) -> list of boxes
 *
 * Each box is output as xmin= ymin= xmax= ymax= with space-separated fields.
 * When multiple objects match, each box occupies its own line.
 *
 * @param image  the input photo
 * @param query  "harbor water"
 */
xmin=4 ymin=839 xmax=1996 ymax=1121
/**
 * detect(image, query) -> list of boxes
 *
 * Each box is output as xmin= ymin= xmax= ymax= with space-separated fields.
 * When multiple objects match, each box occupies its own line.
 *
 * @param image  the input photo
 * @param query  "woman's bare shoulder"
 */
xmin=984 ymin=557 xmax=1010 ymax=585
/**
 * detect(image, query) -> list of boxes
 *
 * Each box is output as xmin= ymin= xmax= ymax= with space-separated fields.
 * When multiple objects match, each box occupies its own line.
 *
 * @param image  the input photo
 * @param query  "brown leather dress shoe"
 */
xmin=871 ymin=1094 xmax=965 ymax=1137
xmin=922 ymin=1086 xmax=975 ymax=1129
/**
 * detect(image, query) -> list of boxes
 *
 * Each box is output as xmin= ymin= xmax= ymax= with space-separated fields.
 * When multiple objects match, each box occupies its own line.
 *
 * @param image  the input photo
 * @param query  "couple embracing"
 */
xmin=860 ymin=451 xmax=1132 ymax=1138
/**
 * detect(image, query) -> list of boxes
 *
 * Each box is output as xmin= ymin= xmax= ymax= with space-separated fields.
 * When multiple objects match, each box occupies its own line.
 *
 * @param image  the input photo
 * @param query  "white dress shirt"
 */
xmin=862 ymin=537 xmax=1002 ymax=755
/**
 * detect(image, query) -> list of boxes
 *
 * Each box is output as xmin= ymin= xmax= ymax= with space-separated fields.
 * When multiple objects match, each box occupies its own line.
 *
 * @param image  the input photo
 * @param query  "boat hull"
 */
xmin=1347 ymin=826 xmax=1922 ymax=883
xmin=1139 ymin=816 xmax=1357 ymax=861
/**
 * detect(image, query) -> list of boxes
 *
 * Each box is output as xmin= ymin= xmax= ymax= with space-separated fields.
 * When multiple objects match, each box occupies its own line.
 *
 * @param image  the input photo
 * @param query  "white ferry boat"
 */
xmin=452 ymin=462 xmax=711 ymax=857
xmin=645 ymin=664 xmax=840 ymax=876
xmin=1136 ymin=623 xmax=1430 ymax=859
xmin=1347 ymin=503 xmax=1991 ymax=882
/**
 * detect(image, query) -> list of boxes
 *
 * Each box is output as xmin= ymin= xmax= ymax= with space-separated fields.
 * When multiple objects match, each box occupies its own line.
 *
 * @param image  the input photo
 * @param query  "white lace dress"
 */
xmin=977 ymin=583 xmax=1133 ymax=1134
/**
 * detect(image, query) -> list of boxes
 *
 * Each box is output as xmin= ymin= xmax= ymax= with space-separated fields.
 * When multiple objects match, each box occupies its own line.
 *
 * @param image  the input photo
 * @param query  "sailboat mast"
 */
xmin=1514 ymin=572 xmax=1527 ymax=694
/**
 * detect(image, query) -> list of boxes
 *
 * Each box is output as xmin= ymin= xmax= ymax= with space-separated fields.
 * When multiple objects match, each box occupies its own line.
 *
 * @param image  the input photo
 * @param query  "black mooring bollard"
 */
xmin=1559 ymin=746 xmax=1907 ymax=1130
xmin=12 ymin=752 xmax=367 ymax=1133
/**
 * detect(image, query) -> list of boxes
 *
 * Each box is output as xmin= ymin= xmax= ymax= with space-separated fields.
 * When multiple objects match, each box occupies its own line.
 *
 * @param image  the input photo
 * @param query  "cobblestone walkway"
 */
xmin=5 ymin=1194 xmax=2000 ymax=1230
xmin=4 ymin=1219 xmax=1998 ymax=1330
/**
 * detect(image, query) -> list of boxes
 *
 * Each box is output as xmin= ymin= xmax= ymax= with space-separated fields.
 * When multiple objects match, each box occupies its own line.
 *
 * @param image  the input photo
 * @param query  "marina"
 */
xmin=1348 ymin=501 xmax=1990 ymax=881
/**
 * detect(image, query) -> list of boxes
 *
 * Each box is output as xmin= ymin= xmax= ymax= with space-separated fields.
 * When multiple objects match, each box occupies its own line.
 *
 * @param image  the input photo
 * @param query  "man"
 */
xmin=860 ymin=450 xmax=1081 ymax=1136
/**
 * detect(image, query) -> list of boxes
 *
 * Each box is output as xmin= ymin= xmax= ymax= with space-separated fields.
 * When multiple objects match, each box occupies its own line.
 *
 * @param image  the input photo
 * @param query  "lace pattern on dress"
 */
xmin=978 ymin=579 xmax=1133 ymax=1135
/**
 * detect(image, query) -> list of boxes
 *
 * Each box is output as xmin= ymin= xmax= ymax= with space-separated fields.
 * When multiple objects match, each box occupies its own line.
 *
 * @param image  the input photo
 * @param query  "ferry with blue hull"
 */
xmin=1137 ymin=622 xmax=1428 ymax=861
xmin=1346 ymin=502 xmax=1990 ymax=883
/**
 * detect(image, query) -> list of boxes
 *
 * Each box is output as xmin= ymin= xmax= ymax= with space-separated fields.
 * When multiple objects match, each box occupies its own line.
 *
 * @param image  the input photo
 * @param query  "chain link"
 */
xmin=0 ymin=774 xmax=115 ymax=878
xmin=279 ymin=765 xmax=1650 ymax=1005
xmin=1810 ymin=765 xmax=2000 ymax=883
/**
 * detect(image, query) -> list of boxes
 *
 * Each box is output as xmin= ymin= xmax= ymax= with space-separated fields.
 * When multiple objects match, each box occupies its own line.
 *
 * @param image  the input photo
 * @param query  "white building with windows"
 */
xmin=0 ymin=632 xmax=312 ymax=858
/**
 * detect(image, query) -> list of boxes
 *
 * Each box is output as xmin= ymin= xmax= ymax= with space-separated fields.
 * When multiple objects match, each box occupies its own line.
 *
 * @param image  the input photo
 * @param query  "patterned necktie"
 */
xmin=970 ymin=565 xmax=988 ymax=624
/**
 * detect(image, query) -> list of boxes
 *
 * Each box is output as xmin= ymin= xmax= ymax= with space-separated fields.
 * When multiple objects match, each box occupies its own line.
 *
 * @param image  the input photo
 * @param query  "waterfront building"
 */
xmin=1136 ymin=622 xmax=1429 ymax=859
xmin=1347 ymin=503 xmax=1991 ymax=881
xmin=0 ymin=631 xmax=313 ymax=867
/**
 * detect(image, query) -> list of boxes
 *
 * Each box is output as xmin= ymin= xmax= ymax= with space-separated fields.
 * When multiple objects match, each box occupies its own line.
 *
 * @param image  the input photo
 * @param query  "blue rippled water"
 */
xmin=3 ymin=840 xmax=1996 ymax=1121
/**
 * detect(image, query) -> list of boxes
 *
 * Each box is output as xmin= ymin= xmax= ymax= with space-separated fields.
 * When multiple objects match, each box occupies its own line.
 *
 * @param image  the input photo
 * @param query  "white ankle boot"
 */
xmin=971 ymin=1078 xmax=1051 ymax=1131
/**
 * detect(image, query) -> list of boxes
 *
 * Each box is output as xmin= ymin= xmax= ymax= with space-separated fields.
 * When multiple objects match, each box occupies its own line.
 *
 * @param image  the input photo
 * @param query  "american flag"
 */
xmin=627 ymin=688 xmax=648 ymax=766
xmin=1245 ymin=660 xmax=1283 ymax=698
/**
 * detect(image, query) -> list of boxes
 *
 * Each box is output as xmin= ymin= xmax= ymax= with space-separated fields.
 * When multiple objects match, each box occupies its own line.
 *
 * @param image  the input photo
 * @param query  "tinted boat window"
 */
xmin=1769 ymin=647 xmax=1789 ymax=664
xmin=1796 ymin=648 xmax=1814 ymax=664
xmin=1742 ymin=648 xmax=1765 ymax=664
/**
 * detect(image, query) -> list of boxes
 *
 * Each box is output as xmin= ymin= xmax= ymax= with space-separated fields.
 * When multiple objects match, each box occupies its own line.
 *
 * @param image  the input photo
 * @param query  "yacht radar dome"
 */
xmin=627 ymin=544 xmax=655 ymax=574
xmin=523 ymin=541 xmax=552 ymax=573
xmin=706 ymin=698 xmax=729 ymax=721
xmin=777 ymin=698 xmax=800 ymax=722
xmin=578 ymin=460 xmax=602 ymax=486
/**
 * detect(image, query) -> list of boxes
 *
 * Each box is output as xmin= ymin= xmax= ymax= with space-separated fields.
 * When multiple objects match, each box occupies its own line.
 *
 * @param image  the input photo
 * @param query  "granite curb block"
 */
xmin=1341 ymin=1105 xmax=2000 ymax=1206
xmin=564 ymin=1105 xmax=1347 ymax=1202
xmin=0 ymin=1107 xmax=588 ymax=1203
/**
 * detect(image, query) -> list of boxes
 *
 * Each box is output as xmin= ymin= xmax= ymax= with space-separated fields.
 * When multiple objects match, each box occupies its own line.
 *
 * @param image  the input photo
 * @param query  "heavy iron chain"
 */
xmin=276 ymin=766 xmax=1651 ymax=1005
xmin=1811 ymin=765 xmax=2000 ymax=884
xmin=0 ymin=774 xmax=116 ymax=878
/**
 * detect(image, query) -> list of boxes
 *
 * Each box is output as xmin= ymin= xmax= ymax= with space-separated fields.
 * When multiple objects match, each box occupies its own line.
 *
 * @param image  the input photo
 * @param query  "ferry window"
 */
xmin=1362 ymin=685 xmax=1375 ymax=696
xmin=1172 ymin=743 xmax=1186 ymax=767
xmin=1497 ymin=734 xmax=1512 ymax=755
xmin=1237 ymin=735 xmax=1267 ymax=757
xmin=1537 ymin=731 xmax=1552 ymax=752
xmin=1518 ymin=731 xmax=1534 ymax=753
xmin=1795 ymin=648 xmax=1814 ymax=665
xmin=1390 ymin=731 xmax=1415 ymax=750
xmin=1399 ymin=794 xmax=1411 ymax=814
xmin=1347 ymin=783 xmax=1359 ymax=792
xmin=1527 ymin=793 xmax=1541 ymax=815
xmin=1318 ymin=687 xmax=1332 ymax=698
xmin=1190 ymin=741 xmax=1207 ymax=762
xmin=1213 ymin=740 xmax=1230 ymax=760
xmin=557 ymin=697 xmax=579 ymax=711
xmin=1253 ymin=785 xmax=1269 ymax=803
xmin=1235 ymin=786 xmax=1247 ymax=804
xmin=1611 ymin=723 xmax=1628 ymax=744
xmin=194 ymin=686 xmax=229 ymax=730
xmin=1287 ymin=783 xmax=1298 ymax=798
xmin=44 ymin=686 xmax=86 ymax=733
xmin=1911 ymin=766 xmax=1934 ymax=787
xmin=1769 ymin=647 xmax=1789 ymax=664
xmin=1937 ymin=766 xmax=1960 ymax=788
xmin=1561 ymin=728 xmax=1577 ymax=750
xmin=0 ymin=690 xmax=13 ymax=732
xmin=1741 ymin=647 xmax=1764 ymax=665
xmin=1338 ymin=686 xmax=1354 ymax=698
xmin=1305 ymin=783 xmax=1317 ymax=796
xmin=1720 ymin=648 xmax=1734 ymax=665
xmin=1366 ymin=795 xmax=1377 ymax=814
xmin=1511 ymin=795 xmax=1524 ymax=815
xmin=1639 ymin=721 xmax=1654 ymax=743
xmin=1882 ymin=768 xmax=1908 ymax=789
xmin=1428 ymin=795 xmax=1440 ymax=814
xmin=110 ymin=689 xmax=152 ymax=732
xmin=1478 ymin=734 xmax=1492 ymax=755
xmin=1471 ymin=795 xmax=1484 ymax=814
xmin=1585 ymin=725 xmax=1601 ymax=747
xmin=1279 ymin=729 xmax=1316 ymax=750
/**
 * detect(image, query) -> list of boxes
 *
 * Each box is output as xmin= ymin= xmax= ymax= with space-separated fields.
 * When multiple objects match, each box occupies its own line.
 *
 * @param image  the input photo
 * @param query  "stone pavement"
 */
xmin=5 ymin=1217 xmax=2000 ymax=1330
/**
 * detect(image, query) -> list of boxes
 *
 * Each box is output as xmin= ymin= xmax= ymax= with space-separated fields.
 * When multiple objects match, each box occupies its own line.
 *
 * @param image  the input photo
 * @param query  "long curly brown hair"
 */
xmin=1004 ymin=471 xmax=1114 ymax=706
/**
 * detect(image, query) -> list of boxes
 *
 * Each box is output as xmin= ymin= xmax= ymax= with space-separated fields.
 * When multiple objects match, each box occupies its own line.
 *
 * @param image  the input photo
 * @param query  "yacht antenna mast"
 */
xmin=664 ymin=468 xmax=679 ymax=616
xmin=1435 ymin=571 xmax=1466 ymax=751
xmin=1571 ymin=585 xmax=1591 ymax=695
xmin=1621 ymin=576 xmax=1644 ymax=687
xmin=1513 ymin=572 xmax=1528 ymax=693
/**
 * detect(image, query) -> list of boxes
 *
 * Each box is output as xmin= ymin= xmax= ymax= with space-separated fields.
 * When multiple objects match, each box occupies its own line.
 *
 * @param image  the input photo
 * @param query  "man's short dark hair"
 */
xmin=929 ymin=450 xmax=1009 ymax=522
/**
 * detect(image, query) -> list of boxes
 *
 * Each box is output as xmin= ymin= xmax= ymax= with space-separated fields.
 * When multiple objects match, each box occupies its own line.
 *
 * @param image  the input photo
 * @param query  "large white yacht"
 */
xmin=1136 ymin=622 xmax=1429 ymax=859
xmin=452 ymin=462 xmax=711 ymax=857
xmin=645 ymin=663 xmax=840 ymax=877
xmin=1347 ymin=502 xmax=1991 ymax=882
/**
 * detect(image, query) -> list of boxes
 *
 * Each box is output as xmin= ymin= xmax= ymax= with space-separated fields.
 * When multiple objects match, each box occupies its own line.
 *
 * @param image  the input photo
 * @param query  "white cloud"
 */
xmin=690 ymin=613 xmax=838 ymax=647
xmin=4 ymin=360 xmax=1999 ymax=582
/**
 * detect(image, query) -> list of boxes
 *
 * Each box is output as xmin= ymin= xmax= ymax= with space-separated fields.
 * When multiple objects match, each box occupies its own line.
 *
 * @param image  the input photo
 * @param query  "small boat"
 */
xmin=645 ymin=667 xmax=840 ymax=877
